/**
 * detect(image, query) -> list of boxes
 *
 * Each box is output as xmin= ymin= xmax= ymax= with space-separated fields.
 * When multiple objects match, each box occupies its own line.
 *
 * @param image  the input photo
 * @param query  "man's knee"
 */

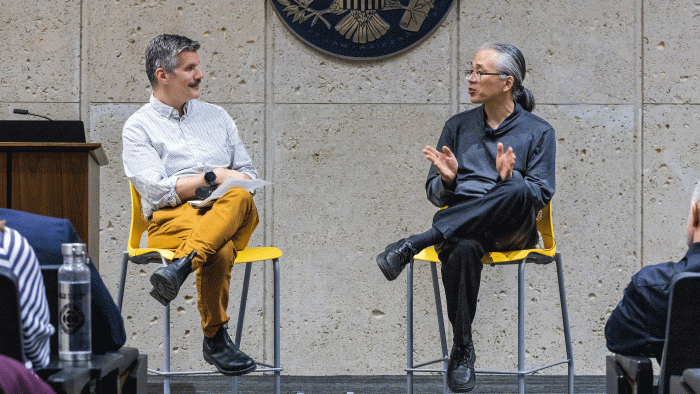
xmin=493 ymin=172 xmax=530 ymax=202
xmin=200 ymin=242 xmax=235 ymax=270
xmin=220 ymin=187 xmax=254 ymax=206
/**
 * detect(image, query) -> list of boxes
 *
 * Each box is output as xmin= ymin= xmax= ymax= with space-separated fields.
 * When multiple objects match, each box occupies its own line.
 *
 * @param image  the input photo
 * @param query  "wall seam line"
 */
xmin=263 ymin=0 xmax=276 ymax=367
xmin=638 ymin=0 xmax=645 ymax=269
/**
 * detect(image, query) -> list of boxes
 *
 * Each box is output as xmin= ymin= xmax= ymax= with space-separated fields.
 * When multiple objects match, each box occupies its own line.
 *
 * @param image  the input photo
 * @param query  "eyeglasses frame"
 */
xmin=466 ymin=70 xmax=507 ymax=81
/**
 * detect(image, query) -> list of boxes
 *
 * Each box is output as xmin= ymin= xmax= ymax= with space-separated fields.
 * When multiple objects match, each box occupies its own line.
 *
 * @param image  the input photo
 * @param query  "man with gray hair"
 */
xmin=122 ymin=34 xmax=259 ymax=376
xmin=606 ymin=182 xmax=700 ymax=362
xmin=377 ymin=43 xmax=555 ymax=392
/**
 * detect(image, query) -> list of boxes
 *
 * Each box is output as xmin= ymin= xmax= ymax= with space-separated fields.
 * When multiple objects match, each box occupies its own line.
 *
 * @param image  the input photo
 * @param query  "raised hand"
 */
xmin=423 ymin=145 xmax=458 ymax=186
xmin=496 ymin=142 xmax=515 ymax=180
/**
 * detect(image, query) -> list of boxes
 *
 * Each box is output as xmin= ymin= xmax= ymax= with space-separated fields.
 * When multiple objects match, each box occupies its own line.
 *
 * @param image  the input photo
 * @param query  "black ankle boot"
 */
xmin=376 ymin=238 xmax=418 ymax=281
xmin=203 ymin=325 xmax=256 ymax=376
xmin=447 ymin=342 xmax=476 ymax=392
xmin=149 ymin=250 xmax=197 ymax=306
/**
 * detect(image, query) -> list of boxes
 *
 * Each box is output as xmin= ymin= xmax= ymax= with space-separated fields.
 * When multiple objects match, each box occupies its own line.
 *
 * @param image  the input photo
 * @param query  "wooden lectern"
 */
xmin=0 ymin=120 xmax=107 ymax=267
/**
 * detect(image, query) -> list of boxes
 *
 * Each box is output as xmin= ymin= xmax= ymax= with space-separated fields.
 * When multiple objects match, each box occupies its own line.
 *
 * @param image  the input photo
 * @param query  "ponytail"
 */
xmin=515 ymin=85 xmax=535 ymax=112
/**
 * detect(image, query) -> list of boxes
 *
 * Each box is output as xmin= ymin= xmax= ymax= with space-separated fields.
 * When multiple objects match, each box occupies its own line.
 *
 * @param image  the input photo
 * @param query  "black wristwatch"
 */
xmin=204 ymin=171 xmax=217 ymax=187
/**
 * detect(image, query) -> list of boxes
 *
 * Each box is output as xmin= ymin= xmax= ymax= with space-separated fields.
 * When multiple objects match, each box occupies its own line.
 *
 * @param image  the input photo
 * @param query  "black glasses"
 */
xmin=466 ymin=70 xmax=505 ymax=81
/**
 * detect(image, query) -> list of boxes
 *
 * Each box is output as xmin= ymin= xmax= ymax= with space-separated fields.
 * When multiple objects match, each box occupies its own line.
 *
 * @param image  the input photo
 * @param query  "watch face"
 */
xmin=205 ymin=171 xmax=216 ymax=185
xmin=195 ymin=186 xmax=213 ymax=200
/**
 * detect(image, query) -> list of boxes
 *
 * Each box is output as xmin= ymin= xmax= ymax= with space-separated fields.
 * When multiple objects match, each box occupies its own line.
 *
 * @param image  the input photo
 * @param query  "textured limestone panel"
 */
xmin=271 ymin=12 xmax=452 ymax=104
xmin=644 ymin=2 xmax=700 ymax=104
xmin=495 ymin=104 xmax=636 ymax=374
xmin=89 ymin=1 xmax=264 ymax=103
xmin=460 ymin=0 xmax=635 ymax=105
xmin=643 ymin=105 xmax=700 ymax=266
xmin=0 ymin=104 xmax=79 ymax=122
xmin=272 ymin=104 xmax=450 ymax=374
xmin=0 ymin=0 xmax=80 ymax=102
xmin=91 ymin=102 xmax=269 ymax=370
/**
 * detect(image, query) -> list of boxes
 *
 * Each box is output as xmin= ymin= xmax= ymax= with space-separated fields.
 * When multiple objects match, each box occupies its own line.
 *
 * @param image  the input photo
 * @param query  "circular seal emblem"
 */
xmin=270 ymin=0 xmax=455 ymax=60
xmin=59 ymin=303 xmax=85 ymax=335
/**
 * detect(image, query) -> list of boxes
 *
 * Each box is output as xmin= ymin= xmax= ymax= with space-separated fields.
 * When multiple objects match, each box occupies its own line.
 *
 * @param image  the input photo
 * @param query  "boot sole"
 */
xmin=376 ymin=252 xmax=402 ymax=281
xmin=149 ymin=269 xmax=180 ymax=304
xmin=203 ymin=352 xmax=257 ymax=376
xmin=149 ymin=288 xmax=170 ymax=306
xmin=447 ymin=381 xmax=476 ymax=393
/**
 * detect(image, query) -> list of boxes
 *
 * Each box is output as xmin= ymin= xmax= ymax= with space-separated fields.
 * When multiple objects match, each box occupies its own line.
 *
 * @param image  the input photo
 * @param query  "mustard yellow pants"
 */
xmin=147 ymin=187 xmax=259 ymax=338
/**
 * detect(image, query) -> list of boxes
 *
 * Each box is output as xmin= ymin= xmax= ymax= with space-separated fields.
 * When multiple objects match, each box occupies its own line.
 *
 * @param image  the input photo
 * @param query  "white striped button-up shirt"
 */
xmin=122 ymin=95 xmax=258 ymax=217
xmin=0 ymin=226 xmax=54 ymax=369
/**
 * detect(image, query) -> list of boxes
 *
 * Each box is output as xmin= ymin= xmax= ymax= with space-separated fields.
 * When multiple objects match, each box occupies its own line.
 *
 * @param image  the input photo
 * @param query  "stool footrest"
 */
xmin=406 ymin=368 xmax=447 ymax=373
xmin=476 ymin=358 xmax=572 ymax=375
xmin=411 ymin=358 xmax=448 ymax=369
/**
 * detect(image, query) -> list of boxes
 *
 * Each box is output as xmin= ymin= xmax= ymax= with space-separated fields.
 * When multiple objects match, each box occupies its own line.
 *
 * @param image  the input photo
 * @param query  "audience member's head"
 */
xmin=687 ymin=180 xmax=700 ymax=246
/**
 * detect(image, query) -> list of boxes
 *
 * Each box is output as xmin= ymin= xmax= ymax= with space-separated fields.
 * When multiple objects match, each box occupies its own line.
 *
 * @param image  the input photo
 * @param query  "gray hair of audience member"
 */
xmin=693 ymin=181 xmax=700 ymax=204
xmin=145 ymin=34 xmax=201 ymax=88
xmin=481 ymin=42 xmax=535 ymax=112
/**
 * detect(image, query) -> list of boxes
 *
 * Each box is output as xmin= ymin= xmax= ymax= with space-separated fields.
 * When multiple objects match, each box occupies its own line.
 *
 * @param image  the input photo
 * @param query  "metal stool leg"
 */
xmin=274 ymin=258 xmax=281 ymax=394
xmin=430 ymin=262 xmax=449 ymax=394
xmin=518 ymin=261 xmax=525 ymax=394
xmin=555 ymin=254 xmax=575 ymax=394
xmin=231 ymin=262 xmax=253 ymax=394
xmin=161 ymin=256 xmax=171 ymax=394
xmin=235 ymin=262 xmax=252 ymax=347
xmin=164 ymin=302 xmax=171 ymax=394
xmin=118 ymin=252 xmax=129 ymax=312
xmin=407 ymin=261 xmax=414 ymax=394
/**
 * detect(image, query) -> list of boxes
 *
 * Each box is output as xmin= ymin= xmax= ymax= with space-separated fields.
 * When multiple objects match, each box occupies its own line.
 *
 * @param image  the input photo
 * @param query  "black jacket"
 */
xmin=605 ymin=242 xmax=700 ymax=359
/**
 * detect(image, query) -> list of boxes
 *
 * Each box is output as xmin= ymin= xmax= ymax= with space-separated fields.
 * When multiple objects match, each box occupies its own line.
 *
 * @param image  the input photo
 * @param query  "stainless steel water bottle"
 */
xmin=58 ymin=243 xmax=91 ymax=361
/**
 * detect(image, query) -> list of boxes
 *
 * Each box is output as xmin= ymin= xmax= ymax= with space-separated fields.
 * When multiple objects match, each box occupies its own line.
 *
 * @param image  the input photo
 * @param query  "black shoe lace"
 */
xmin=453 ymin=346 xmax=471 ymax=367
xmin=398 ymin=241 xmax=417 ymax=260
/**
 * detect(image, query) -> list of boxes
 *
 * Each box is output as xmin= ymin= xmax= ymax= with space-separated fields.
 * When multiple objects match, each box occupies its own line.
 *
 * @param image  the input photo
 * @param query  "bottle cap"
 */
xmin=61 ymin=243 xmax=86 ymax=257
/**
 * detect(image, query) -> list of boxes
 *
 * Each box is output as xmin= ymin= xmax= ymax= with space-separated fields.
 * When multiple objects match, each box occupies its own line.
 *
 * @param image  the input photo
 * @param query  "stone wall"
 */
xmin=2 ymin=0 xmax=697 ymax=375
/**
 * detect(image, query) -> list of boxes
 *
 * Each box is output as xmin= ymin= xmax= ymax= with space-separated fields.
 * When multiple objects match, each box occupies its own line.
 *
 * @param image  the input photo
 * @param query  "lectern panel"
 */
xmin=0 ymin=143 xmax=105 ymax=267
xmin=10 ymin=151 xmax=90 ymax=246
xmin=0 ymin=152 xmax=6 ymax=208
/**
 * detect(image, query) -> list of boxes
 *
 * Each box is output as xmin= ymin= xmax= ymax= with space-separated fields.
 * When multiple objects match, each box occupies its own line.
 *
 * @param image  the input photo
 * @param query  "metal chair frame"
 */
xmin=117 ymin=182 xmax=282 ymax=394
xmin=406 ymin=203 xmax=574 ymax=394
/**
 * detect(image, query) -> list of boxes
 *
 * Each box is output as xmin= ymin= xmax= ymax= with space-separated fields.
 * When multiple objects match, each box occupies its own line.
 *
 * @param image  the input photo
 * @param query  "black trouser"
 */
xmin=433 ymin=175 xmax=539 ymax=346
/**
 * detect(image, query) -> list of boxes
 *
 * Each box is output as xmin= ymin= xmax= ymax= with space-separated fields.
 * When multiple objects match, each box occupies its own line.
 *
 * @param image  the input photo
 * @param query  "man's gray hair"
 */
xmin=693 ymin=181 xmax=700 ymax=203
xmin=145 ymin=34 xmax=200 ymax=88
xmin=480 ymin=42 xmax=535 ymax=112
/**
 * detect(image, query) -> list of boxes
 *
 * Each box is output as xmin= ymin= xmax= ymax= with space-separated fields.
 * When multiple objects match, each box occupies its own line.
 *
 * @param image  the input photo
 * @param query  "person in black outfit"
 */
xmin=377 ymin=43 xmax=556 ymax=393
xmin=606 ymin=183 xmax=700 ymax=362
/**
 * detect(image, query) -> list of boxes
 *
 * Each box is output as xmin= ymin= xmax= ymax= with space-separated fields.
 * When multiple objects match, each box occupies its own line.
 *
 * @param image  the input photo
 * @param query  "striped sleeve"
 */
xmin=0 ymin=227 xmax=55 ymax=369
